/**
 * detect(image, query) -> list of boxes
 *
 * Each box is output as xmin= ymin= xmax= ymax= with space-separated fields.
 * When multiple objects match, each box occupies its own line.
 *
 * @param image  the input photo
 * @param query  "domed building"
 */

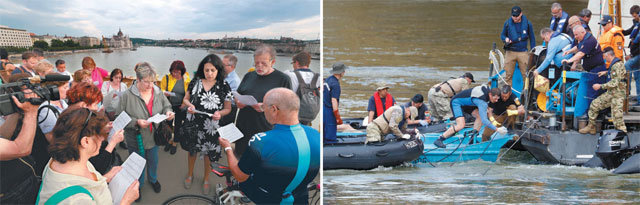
xmin=106 ymin=28 xmax=132 ymax=49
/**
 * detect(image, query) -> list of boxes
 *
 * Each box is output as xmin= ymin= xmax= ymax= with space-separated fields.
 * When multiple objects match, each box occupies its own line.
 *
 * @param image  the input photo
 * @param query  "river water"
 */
xmin=42 ymin=46 xmax=322 ymax=128
xmin=323 ymin=0 xmax=640 ymax=203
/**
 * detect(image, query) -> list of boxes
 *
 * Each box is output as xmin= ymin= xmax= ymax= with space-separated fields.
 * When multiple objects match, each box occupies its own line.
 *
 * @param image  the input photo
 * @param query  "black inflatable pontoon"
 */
xmin=323 ymin=133 xmax=424 ymax=170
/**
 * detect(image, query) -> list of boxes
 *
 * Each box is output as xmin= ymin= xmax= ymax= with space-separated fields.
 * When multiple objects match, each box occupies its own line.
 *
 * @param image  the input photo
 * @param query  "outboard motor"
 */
xmin=595 ymin=129 xmax=631 ymax=170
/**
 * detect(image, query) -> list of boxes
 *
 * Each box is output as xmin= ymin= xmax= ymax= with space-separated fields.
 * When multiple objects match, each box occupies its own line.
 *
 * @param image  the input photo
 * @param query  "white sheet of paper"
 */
xmin=109 ymin=152 xmax=146 ymax=205
xmin=147 ymin=114 xmax=168 ymax=123
xmin=193 ymin=109 xmax=213 ymax=117
xmin=217 ymin=123 xmax=244 ymax=143
xmin=108 ymin=112 xmax=131 ymax=141
xmin=164 ymin=91 xmax=176 ymax=97
xmin=232 ymin=91 xmax=258 ymax=106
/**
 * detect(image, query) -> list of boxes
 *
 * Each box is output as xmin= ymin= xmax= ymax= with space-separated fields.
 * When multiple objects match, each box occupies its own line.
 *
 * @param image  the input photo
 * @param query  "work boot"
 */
xmin=578 ymin=123 xmax=597 ymax=135
xmin=433 ymin=136 xmax=446 ymax=148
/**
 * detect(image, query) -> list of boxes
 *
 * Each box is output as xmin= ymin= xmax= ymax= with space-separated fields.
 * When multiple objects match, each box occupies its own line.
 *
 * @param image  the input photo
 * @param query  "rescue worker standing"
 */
xmin=597 ymin=15 xmax=625 ymax=61
xmin=550 ymin=3 xmax=570 ymax=36
xmin=366 ymin=105 xmax=417 ymax=144
xmin=323 ymin=63 xmax=346 ymax=143
xmin=500 ymin=6 xmax=536 ymax=86
xmin=367 ymin=84 xmax=396 ymax=124
xmin=427 ymin=73 xmax=474 ymax=122
xmin=433 ymin=85 xmax=507 ymax=148
xmin=579 ymin=47 xmax=628 ymax=134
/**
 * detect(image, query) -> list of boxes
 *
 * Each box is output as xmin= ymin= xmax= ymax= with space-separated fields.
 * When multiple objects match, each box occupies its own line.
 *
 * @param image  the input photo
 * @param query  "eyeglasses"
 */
xmin=139 ymin=79 xmax=155 ymax=84
xmin=260 ymin=103 xmax=279 ymax=112
xmin=78 ymin=108 xmax=97 ymax=144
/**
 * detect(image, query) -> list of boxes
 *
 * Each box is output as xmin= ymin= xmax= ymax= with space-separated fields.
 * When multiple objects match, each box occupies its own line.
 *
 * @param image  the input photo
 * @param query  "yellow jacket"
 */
xmin=598 ymin=26 xmax=625 ymax=61
xmin=160 ymin=72 xmax=191 ymax=93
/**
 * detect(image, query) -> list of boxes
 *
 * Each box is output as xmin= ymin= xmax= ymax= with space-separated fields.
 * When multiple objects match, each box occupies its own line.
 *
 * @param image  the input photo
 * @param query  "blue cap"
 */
xmin=599 ymin=15 xmax=613 ymax=25
xmin=511 ymin=6 xmax=522 ymax=16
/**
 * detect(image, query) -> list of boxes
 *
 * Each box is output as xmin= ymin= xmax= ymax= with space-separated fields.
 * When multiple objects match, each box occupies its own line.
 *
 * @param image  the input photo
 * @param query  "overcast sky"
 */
xmin=0 ymin=0 xmax=320 ymax=40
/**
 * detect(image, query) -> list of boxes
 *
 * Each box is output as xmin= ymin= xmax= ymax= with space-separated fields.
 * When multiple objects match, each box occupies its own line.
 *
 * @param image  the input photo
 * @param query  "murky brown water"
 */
xmin=324 ymin=0 xmax=587 ymax=117
xmin=323 ymin=0 xmax=640 ymax=204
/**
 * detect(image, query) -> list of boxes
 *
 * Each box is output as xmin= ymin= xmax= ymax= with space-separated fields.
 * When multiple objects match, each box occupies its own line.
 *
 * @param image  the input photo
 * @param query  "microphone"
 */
xmin=29 ymin=74 xmax=71 ymax=83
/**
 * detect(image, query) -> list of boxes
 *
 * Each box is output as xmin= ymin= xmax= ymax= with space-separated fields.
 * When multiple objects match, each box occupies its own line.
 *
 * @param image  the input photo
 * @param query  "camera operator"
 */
xmin=0 ymin=95 xmax=39 ymax=159
xmin=0 ymin=73 xmax=42 ymax=204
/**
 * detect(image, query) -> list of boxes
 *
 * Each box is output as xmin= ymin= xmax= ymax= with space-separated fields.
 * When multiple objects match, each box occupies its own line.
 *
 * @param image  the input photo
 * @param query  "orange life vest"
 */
xmin=598 ymin=26 xmax=625 ymax=64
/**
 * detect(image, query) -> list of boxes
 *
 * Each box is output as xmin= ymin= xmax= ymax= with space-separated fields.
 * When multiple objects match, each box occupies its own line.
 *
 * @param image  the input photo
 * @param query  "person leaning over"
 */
xmin=323 ymin=62 xmax=346 ymax=143
xmin=427 ymin=72 xmax=474 ymax=122
xmin=433 ymin=85 xmax=507 ymax=148
xmin=501 ymin=6 xmax=536 ymax=86
xmin=365 ymin=105 xmax=418 ymax=144
xmin=36 ymin=108 xmax=139 ymax=204
xmin=562 ymin=25 xmax=607 ymax=103
xmin=579 ymin=47 xmax=628 ymax=134
xmin=404 ymin=94 xmax=430 ymax=126
xmin=483 ymin=85 xmax=525 ymax=141
xmin=219 ymin=88 xmax=320 ymax=204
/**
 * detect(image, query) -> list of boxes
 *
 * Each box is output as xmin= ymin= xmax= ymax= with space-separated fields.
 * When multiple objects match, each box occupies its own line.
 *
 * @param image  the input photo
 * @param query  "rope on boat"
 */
xmin=480 ymin=116 xmax=541 ymax=176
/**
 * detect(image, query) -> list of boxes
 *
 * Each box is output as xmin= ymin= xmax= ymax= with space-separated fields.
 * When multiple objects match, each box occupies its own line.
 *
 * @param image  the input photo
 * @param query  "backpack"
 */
xmin=293 ymin=70 xmax=320 ymax=123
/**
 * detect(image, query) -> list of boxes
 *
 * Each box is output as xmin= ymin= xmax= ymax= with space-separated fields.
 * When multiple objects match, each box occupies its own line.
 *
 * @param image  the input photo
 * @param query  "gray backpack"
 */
xmin=293 ymin=70 xmax=320 ymax=123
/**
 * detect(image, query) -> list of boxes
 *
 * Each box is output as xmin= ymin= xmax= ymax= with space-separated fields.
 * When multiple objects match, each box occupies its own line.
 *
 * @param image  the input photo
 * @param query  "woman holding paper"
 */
xmin=36 ymin=107 xmax=139 ymax=204
xmin=181 ymin=54 xmax=232 ymax=194
xmin=159 ymin=60 xmax=191 ymax=155
xmin=117 ymin=62 xmax=174 ymax=197
xmin=101 ymin=68 xmax=128 ymax=120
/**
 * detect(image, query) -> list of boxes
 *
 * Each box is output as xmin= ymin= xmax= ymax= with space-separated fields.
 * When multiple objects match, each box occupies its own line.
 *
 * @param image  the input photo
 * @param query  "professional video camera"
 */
xmin=0 ymin=74 xmax=70 ymax=116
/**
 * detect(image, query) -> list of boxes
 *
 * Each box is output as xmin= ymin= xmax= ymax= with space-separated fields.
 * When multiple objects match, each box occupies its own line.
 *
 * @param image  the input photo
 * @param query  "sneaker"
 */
xmin=151 ymin=181 xmax=161 ymax=193
xmin=184 ymin=176 xmax=193 ymax=189
xmin=203 ymin=181 xmax=210 ymax=195
xmin=433 ymin=137 xmax=446 ymax=148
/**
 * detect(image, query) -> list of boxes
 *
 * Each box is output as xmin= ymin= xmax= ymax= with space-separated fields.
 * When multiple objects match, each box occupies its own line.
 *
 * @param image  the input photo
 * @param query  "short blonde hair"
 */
xmin=73 ymin=69 xmax=91 ymax=83
xmin=34 ymin=59 xmax=54 ymax=75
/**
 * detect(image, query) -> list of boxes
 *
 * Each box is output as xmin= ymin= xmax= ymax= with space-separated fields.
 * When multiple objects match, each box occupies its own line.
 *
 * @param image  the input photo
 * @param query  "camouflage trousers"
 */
xmin=588 ymin=90 xmax=627 ymax=132
xmin=427 ymin=88 xmax=452 ymax=122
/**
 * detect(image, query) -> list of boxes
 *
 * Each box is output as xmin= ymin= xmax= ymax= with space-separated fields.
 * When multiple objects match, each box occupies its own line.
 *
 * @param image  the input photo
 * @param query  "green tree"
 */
xmin=50 ymin=39 xmax=64 ymax=47
xmin=63 ymin=39 xmax=78 ymax=47
xmin=33 ymin=40 xmax=49 ymax=50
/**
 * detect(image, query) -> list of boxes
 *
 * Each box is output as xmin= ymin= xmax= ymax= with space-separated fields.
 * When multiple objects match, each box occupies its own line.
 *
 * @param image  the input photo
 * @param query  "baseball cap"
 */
xmin=599 ymin=15 xmax=613 ymax=25
xmin=511 ymin=6 xmax=522 ymax=17
xmin=462 ymin=72 xmax=476 ymax=83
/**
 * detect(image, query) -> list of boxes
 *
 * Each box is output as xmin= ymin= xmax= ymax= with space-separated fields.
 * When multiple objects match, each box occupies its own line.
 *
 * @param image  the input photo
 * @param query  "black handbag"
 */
xmin=153 ymin=121 xmax=173 ymax=146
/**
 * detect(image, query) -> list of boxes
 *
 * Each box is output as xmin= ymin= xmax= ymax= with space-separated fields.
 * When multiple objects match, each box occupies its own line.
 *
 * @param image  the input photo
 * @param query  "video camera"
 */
xmin=0 ymin=74 xmax=70 ymax=116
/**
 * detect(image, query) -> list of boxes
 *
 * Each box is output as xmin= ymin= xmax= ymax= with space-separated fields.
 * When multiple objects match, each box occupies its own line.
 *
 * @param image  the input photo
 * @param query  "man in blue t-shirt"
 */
xmin=323 ymin=62 xmax=346 ymax=143
xmin=219 ymin=88 xmax=320 ymax=204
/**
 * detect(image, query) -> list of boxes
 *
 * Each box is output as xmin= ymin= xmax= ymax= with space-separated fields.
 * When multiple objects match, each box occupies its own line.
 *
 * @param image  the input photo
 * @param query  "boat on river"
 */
xmin=323 ymin=132 xmax=423 ymax=170
xmin=484 ymin=0 xmax=640 ymax=174
xmin=413 ymin=128 xmax=514 ymax=164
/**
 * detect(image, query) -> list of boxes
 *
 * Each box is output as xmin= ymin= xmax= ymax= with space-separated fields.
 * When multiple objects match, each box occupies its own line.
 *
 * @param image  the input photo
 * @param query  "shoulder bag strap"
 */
xmin=43 ymin=185 xmax=94 ymax=205
xmin=281 ymin=125 xmax=310 ymax=205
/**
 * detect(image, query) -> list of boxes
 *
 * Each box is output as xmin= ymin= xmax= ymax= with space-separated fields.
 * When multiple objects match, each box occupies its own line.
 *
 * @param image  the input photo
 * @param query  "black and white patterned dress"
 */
xmin=182 ymin=78 xmax=232 ymax=161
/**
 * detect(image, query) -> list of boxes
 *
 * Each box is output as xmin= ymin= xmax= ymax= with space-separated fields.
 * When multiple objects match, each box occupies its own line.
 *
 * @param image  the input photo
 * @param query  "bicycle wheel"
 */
xmin=163 ymin=194 xmax=217 ymax=205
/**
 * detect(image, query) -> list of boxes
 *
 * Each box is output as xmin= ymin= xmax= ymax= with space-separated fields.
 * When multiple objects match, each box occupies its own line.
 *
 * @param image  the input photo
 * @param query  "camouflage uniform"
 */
xmin=427 ymin=78 xmax=471 ymax=121
xmin=587 ymin=60 xmax=627 ymax=132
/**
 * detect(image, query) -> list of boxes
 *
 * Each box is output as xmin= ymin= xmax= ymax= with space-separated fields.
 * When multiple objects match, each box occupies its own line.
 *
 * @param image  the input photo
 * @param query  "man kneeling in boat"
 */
xmin=365 ymin=105 xmax=418 ymax=144
xmin=433 ymin=85 xmax=508 ymax=148
xmin=579 ymin=47 xmax=628 ymax=134
xmin=483 ymin=85 xmax=525 ymax=141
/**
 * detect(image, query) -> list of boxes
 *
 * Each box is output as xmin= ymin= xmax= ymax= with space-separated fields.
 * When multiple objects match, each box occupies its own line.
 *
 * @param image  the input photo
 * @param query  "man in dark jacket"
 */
xmin=500 ymin=6 xmax=536 ymax=87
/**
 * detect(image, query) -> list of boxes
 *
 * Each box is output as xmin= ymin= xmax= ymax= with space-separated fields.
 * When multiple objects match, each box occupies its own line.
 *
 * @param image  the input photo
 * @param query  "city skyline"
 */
xmin=0 ymin=0 xmax=320 ymax=40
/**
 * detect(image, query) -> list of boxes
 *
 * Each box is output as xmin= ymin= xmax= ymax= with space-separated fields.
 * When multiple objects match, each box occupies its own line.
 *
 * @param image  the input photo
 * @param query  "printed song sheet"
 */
xmin=232 ymin=91 xmax=258 ymax=106
xmin=218 ymin=123 xmax=244 ymax=143
xmin=147 ymin=114 xmax=168 ymax=123
xmin=109 ymin=153 xmax=146 ymax=205
xmin=108 ymin=112 xmax=131 ymax=141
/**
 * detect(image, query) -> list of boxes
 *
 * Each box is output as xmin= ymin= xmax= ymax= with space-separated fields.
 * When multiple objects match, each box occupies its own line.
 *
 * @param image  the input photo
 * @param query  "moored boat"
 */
xmin=414 ymin=128 xmax=515 ymax=164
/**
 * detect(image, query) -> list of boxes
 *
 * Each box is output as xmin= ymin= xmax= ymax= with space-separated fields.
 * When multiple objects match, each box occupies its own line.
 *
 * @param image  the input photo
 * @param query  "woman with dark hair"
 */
xmin=81 ymin=56 xmax=109 ymax=88
xmin=36 ymin=108 xmax=139 ymax=204
xmin=159 ymin=60 xmax=191 ymax=154
xmin=101 ymin=68 xmax=128 ymax=120
xmin=67 ymin=82 xmax=125 ymax=175
xmin=181 ymin=54 xmax=232 ymax=194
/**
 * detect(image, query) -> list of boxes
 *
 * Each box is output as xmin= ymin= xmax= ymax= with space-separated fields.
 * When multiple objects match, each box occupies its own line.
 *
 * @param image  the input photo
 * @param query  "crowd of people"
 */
xmin=323 ymin=3 xmax=638 ymax=146
xmin=0 ymin=44 xmax=320 ymax=204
